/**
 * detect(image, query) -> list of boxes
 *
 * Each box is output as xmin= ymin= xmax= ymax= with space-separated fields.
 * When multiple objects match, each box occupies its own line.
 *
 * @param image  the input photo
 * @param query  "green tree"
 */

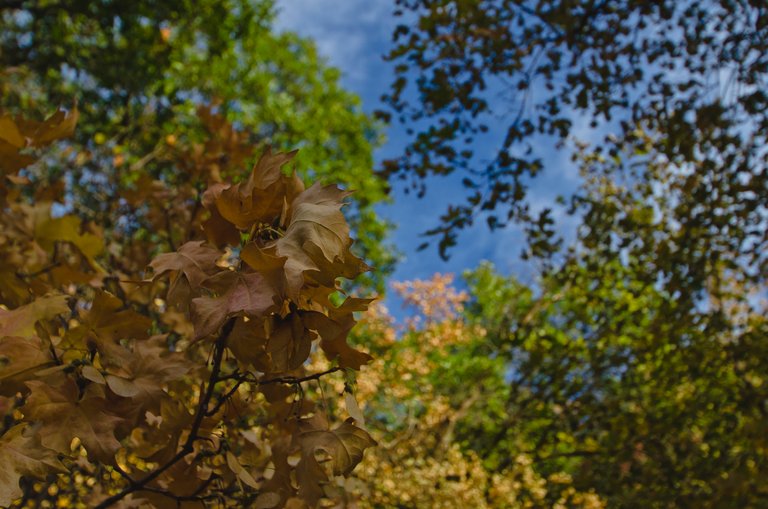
xmin=454 ymin=133 xmax=768 ymax=506
xmin=377 ymin=8 xmax=768 ymax=502
xmin=0 ymin=0 xmax=393 ymax=289
xmin=461 ymin=262 xmax=767 ymax=506
xmin=380 ymin=0 xmax=767 ymax=263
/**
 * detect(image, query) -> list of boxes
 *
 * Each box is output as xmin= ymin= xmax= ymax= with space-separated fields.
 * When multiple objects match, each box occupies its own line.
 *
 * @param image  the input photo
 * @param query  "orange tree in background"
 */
xmin=0 ymin=107 xmax=375 ymax=508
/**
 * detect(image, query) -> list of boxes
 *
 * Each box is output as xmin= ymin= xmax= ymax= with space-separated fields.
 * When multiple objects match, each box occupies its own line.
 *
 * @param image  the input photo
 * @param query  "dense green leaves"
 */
xmin=460 ymin=253 xmax=768 ymax=506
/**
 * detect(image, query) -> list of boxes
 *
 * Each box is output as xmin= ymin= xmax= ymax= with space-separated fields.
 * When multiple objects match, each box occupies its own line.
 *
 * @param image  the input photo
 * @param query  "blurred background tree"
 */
xmin=0 ymin=0 xmax=394 ymax=290
xmin=381 ymin=0 xmax=767 ymax=267
xmin=367 ymin=6 xmax=768 ymax=503
xmin=344 ymin=262 xmax=766 ymax=507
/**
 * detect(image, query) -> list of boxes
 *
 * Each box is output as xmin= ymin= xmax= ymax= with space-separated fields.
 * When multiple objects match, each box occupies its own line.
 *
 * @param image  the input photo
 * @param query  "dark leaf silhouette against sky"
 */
xmin=275 ymin=0 xmax=583 ymax=299
xmin=275 ymin=0 xmax=768 ymax=306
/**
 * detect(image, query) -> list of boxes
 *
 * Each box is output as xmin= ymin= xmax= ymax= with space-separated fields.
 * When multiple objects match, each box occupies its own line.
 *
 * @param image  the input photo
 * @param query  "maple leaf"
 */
xmin=149 ymin=241 xmax=221 ymax=288
xmin=191 ymin=270 xmax=280 ymax=339
xmin=203 ymin=149 xmax=304 ymax=231
xmin=0 ymin=107 xmax=77 ymax=177
xmin=201 ymin=206 xmax=241 ymax=247
xmin=225 ymin=450 xmax=260 ymax=489
xmin=101 ymin=336 xmax=196 ymax=419
xmin=0 ymin=115 xmax=35 ymax=175
xmin=144 ymin=454 xmax=213 ymax=509
xmin=149 ymin=241 xmax=221 ymax=306
xmin=303 ymin=303 xmax=374 ymax=370
xmin=0 ymin=294 xmax=69 ymax=338
xmin=295 ymin=417 xmax=376 ymax=506
xmin=0 ymin=336 xmax=54 ymax=396
xmin=240 ymin=242 xmax=288 ymax=293
xmin=274 ymin=182 xmax=369 ymax=297
xmin=67 ymin=291 xmax=151 ymax=353
xmin=265 ymin=314 xmax=315 ymax=373
xmin=130 ymin=398 xmax=191 ymax=463
xmin=28 ymin=204 xmax=103 ymax=262
xmin=228 ymin=312 xmax=314 ymax=373
xmin=24 ymin=379 xmax=124 ymax=463
xmin=14 ymin=106 xmax=79 ymax=147
xmin=0 ymin=259 xmax=33 ymax=307
xmin=0 ymin=115 xmax=27 ymax=152
xmin=0 ymin=424 xmax=66 ymax=507
xmin=258 ymin=437 xmax=294 ymax=507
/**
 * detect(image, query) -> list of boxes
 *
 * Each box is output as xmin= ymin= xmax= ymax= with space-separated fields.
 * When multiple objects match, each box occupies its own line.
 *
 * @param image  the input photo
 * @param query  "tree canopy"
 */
xmin=335 ymin=258 xmax=766 ymax=507
xmin=0 ymin=0 xmax=394 ymax=290
xmin=380 ymin=0 xmax=767 ymax=262
xmin=365 ymin=4 xmax=768 ymax=499
xmin=2 ymin=1 xmax=768 ymax=508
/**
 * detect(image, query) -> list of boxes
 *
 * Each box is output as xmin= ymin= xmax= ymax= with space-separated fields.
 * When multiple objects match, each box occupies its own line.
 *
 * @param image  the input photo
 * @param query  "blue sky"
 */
xmin=274 ymin=0 xmax=585 ymax=297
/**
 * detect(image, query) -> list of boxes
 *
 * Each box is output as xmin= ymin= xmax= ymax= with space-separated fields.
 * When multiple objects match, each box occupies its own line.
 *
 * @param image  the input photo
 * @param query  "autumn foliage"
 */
xmin=332 ymin=275 xmax=604 ymax=508
xmin=0 ymin=107 xmax=376 ymax=508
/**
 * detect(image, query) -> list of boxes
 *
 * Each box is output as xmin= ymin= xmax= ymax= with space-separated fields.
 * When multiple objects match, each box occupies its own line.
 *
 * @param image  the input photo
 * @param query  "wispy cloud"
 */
xmin=274 ymin=0 xmax=395 ymax=90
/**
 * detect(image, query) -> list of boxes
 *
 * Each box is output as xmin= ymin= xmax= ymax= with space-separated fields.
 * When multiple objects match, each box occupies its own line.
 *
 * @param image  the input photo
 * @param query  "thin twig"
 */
xmin=94 ymin=318 xmax=236 ymax=509
xmin=257 ymin=366 xmax=343 ymax=386
xmin=15 ymin=261 xmax=61 ymax=279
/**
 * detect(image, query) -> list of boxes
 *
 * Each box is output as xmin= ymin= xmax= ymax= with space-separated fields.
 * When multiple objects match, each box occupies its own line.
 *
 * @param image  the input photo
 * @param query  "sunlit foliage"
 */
xmin=0 ymin=107 xmax=375 ymax=508
xmin=0 ymin=0 xmax=394 ymax=289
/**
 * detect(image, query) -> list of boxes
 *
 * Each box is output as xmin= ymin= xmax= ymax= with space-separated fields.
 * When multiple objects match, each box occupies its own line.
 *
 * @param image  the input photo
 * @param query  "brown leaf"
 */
xmin=15 ymin=106 xmax=79 ymax=147
xmin=0 ymin=115 xmax=25 ymax=149
xmin=253 ymin=492 xmax=282 ymax=509
xmin=0 ymin=107 xmax=78 ymax=177
xmin=303 ymin=308 xmax=373 ymax=370
xmin=240 ymin=242 xmax=288 ymax=293
xmin=149 ymin=241 xmax=221 ymax=306
xmin=295 ymin=417 xmax=376 ymax=506
xmin=259 ymin=437 xmax=294 ymax=506
xmin=228 ymin=312 xmax=315 ymax=373
xmin=225 ymin=450 xmax=260 ymax=489
xmin=274 ymin=182 xmax=369 ymax=297
xmin=0 ymin=336 xmax=54 ymax=396
xmin=0 ymin=424 xmax=66 ymax=507
xmin=0 ymin=295 xmax=69 ymax=338
xmin=68 ymin=291 xmax=151 ymax=352
xmin=204 ymin=149 xmax=303 ymax=231
xmin=201 ymin=206 xmax=241 ymax=247
xmin=103 ymin=336 xmax=195 ymax=408
xmin=191 ymin=270 xmax=280 ymax=339
xmin=145 ymin=455 xmax=211 ymax=509
xmin=24 ymin=379 xmax=124 ymax=463
xmin=149 ymin=241 xmax=221 ymax=288
xmin=344 ymin=392 xmax=366 ymax=429
xmin=23 ymin=203 xmax=103 ymax=264
xmin=130 ymin=398 xmax=190 ymax=463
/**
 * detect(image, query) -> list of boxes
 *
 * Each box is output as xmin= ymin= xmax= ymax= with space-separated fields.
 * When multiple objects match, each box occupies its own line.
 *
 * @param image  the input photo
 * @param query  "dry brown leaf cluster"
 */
xmin=0 ymin=107 xmax=375 ymax=508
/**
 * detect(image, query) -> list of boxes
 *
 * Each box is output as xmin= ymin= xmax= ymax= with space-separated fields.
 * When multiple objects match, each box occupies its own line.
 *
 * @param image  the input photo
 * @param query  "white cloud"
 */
xmin=274 ymin=0 xmax=395 ymax=88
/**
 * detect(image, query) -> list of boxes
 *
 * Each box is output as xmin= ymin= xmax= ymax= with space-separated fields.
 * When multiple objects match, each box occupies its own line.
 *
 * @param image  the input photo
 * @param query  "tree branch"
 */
xmin=94 ymin=318 xmax=236 ymax=509
xmin=257 ymin=366 xmax=342 ymax=386
xmin=207 ymin=366 xmax=344 ymax=417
